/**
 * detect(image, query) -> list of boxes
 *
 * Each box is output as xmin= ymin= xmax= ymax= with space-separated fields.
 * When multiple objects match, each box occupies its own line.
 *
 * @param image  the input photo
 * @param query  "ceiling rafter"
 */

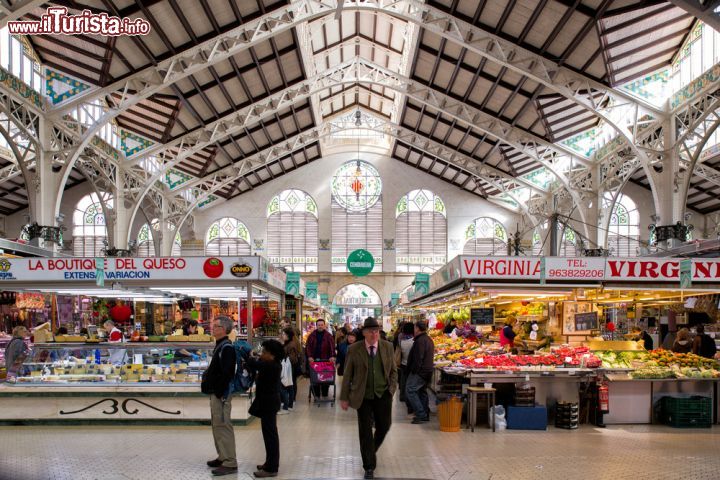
xmin=125 ymin=58 xmax=577 ymax=218
xmin=666 ymin=0 xmax=720 ymax=33
xmin=49 ymin=0 xmax=662 ymax=186
xmin=0 ymin=0 xmax=46 ymax=29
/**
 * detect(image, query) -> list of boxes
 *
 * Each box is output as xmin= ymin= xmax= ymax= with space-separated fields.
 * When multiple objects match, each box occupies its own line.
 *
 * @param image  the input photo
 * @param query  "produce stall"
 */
xmin=594 ymin=346 xmax=720 ymax=424
xmin=410 ymin=256 xmax=720 ymax=426
xmin=0 ymin=255 xmax=286 ymax=424
xmin=431 ymin=328 xmax=720 ymax=426
xmin=433 ymin=334 xmax=601 ymax=409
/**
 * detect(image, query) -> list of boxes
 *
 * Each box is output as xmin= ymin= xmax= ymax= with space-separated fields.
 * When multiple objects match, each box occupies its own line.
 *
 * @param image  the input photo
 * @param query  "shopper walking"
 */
xmin=4 ymin=325 xmax=29 ymax=379
xmin=246 ymin=339 xmax=285 ymax=478
xmin=340 ymin=317 xmax=398 ymax=480
xmin=336 ymin=329 xmax=358 ymax=376
xmin=305 ymin=319 xmax=336 ymax=398
xmin=280 ymin=327 xmax=302 ymax=412
xmin=397 ymin=322 xmax=415 ymax=415
xmin=202 ymin=316 xmax=238 ymax=477
xmin=405 ymin=320 xmax=435 ymax=424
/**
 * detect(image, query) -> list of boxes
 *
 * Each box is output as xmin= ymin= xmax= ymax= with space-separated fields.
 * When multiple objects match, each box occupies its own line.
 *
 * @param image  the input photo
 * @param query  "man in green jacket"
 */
xmin=340 ymin=317 xmax=398 ymax=480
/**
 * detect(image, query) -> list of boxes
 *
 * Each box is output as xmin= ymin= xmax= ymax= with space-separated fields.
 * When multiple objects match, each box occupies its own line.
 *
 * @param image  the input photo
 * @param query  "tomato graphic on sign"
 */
xmin=203 ymin=258 xmax=224 ymax=278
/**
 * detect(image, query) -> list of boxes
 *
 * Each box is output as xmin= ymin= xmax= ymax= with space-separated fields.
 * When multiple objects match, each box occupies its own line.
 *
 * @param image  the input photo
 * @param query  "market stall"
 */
xmin=0 ymin=255 xmax=286 ymax=425
xmin=405 ymin=255 xmax=720 ymax=427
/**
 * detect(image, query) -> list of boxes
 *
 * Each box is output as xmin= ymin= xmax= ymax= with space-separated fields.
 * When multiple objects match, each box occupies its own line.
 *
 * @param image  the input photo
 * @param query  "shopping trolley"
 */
xmin=308 ymin=360 xmax=336 ymax=407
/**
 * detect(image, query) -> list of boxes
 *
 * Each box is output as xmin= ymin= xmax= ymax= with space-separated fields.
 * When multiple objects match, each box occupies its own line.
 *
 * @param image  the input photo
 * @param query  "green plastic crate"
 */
xmin=658 ymin=396 xmax=712 ymax=428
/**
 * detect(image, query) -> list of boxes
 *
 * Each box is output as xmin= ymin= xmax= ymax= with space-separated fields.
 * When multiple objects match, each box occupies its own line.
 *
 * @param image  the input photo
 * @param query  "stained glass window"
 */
xmin=267 ymin=190 xmax=318 ymax=272
xmin=205 ymin=217 xmax=251 ymax=256
xmin=73 ymin=193 xmax=112 ymax=257
xmin=606 ymin=192 xmax=640 ymax=257
xmin=396 ymin=190 xmax=447 ymax=272
xmin=137 ymin=222 xmax=155 ymax=257
xmin=0 ymin=26 xmax=44 ymax=92
xmin=173 ymin=232 xmax=182 ymax=256
xmin=532 ymin=222 xmax=548 ymax=256
xmin=331 ymin=160 xmax=382 ymax=272
xmin=463 ymin=218 xmax=507 ymax=255
xmin=558 ymin=224 xmax=581 ymax=257
xmin=331 ymin=160 xmax=382 ymax=212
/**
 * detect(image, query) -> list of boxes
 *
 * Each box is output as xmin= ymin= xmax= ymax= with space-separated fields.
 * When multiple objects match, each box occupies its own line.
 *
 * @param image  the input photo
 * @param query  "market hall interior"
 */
xmin=2 ymin=0 xmax=720 ymax=479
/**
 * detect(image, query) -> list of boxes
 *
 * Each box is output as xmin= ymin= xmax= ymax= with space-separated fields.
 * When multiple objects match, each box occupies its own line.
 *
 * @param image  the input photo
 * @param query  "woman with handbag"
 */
xmin=279 ymin=327 xmax=301 ymax=412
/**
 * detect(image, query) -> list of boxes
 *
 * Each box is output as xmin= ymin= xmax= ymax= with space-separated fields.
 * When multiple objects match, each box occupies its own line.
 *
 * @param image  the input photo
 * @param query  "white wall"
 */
xmin=191 ymin=150 xmax=522 ymax=271
xmin=5 ymin=154 xmax=711 ymax=259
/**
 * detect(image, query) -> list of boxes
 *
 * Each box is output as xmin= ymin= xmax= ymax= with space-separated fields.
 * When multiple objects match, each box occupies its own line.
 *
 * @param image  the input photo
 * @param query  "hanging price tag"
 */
xmin=564 ymin=357 xmax=572 ymax=364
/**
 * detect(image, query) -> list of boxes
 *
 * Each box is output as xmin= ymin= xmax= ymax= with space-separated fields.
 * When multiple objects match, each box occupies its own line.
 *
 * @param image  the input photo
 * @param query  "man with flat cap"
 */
xmin=340 ymin=317 xmax=397 ymax=480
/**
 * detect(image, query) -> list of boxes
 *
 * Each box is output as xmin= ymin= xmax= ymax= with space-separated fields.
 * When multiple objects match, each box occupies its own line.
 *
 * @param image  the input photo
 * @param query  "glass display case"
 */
xmin=0 ymin=340 xmax=253 ymax=425
xmin=6 ymin=342 xmax=215 ymax=386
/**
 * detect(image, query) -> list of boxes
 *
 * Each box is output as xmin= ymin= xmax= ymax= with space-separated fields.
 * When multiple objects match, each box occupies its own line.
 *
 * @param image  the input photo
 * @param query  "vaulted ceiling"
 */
xmin=0 ymin=0 xmax=717 ymax=218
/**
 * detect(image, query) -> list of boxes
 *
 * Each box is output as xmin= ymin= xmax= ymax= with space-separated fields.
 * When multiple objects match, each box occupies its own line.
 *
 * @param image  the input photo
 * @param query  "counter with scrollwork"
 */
xmin=0 ymin=342 xmax=251 ymax=425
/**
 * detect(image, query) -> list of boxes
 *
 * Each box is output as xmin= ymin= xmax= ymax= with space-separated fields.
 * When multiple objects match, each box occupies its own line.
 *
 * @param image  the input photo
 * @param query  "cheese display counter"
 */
xmin=0 ymin=341 xmax=252 ymax=425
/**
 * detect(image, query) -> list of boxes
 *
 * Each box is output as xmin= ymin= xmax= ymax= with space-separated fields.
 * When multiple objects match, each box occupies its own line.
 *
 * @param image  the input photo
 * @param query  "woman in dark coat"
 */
xmin=246 ymin=339 xmax=285 ymax=478
xmin=336 ymin=329 xmax=358 ymax=376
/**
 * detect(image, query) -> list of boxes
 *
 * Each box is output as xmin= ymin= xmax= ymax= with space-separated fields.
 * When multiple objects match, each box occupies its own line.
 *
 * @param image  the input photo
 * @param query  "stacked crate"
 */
xmin=657 ymin=396 xmax=712 ymax=428
xmin=514 ymin=384 xmax=535 ymax=407
xmin=555 ymin=402 xmax=579 ymax=429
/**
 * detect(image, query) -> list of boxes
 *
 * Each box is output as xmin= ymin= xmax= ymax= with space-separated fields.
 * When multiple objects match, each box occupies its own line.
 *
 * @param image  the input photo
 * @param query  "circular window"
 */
xmin=331 ymin=160 xmax=382 ymax=212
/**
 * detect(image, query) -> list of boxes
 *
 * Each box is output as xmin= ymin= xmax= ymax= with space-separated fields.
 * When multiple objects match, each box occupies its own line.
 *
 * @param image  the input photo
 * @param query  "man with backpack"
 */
xmin=202 ymin=316 xmax=239 ymax=476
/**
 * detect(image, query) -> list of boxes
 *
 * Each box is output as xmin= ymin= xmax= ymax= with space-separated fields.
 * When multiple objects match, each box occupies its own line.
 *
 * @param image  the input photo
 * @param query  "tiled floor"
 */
xmin=1 ymin=380 xmax=719 ymax=480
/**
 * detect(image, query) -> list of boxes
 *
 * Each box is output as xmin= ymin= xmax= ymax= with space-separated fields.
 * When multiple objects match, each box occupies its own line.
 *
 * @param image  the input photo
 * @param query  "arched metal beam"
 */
xmin=49 ymin=0 xmax=664 ymax=209
xmin=0 ymin=90 xmax=41 ymax=219
xmin=678 ymin=116 xmax=720 ymax=213
xmin=0 ymin=122 xmax=36 ymax=217
xmin=125 ymin=58 xmax=578 ymax=230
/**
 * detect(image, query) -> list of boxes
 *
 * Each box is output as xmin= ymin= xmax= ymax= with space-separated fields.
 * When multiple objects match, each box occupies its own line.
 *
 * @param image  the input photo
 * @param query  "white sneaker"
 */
xmin=288 ymin=407 xmax=295 ymax=411
xmin=278 ymin=410 xmax=290 ymax=415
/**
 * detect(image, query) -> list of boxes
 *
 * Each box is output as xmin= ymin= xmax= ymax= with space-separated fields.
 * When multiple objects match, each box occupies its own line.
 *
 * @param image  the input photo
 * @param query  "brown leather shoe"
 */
xmin=211 ymin=466 xmax=238 ymax=476
xmin=253 ymin=471 xmax=278 ymax=478
xmin=207 ymin=459 xmax=222 ymax=468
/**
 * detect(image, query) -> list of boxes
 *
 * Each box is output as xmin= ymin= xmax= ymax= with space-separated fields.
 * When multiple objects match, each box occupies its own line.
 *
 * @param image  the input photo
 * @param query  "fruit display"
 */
xmin=433 ymin=336 xmax=494 ymax=363
xmin=438 ymin=343 xmax=601 ymax=370
xmin=644 ymin=350 xmax=719 ymax=370
xmin=436 ymin=307 xmax=470 ymax=325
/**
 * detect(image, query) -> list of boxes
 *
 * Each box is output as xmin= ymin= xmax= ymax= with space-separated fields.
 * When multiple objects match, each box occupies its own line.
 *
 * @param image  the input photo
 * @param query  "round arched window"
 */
xmin=331 ymin=160 xmax=382 ymax=212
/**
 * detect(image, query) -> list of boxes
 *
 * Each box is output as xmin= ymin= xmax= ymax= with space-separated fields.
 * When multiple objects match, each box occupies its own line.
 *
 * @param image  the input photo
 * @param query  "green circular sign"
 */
xmin=347 ymin=249 xmax=375 ymax=276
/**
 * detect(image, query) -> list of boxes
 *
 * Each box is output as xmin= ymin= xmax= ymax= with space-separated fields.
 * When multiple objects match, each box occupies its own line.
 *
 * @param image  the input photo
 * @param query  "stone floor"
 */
xmin=1 ymin=380 xmax=719 ymax=480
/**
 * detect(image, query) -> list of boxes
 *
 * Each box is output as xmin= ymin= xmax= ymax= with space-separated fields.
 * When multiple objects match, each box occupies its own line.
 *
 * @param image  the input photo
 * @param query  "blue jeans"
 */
xmin=405 ymin=373 xmax=429 ymax=420
xmin=280 ymin=384 xmax=290 ymax=410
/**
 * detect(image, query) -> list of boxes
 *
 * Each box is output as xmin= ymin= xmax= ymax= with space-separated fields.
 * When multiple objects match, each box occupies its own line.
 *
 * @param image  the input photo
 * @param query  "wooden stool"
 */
xmin=467 ymin=386 xmax=496 ymax=432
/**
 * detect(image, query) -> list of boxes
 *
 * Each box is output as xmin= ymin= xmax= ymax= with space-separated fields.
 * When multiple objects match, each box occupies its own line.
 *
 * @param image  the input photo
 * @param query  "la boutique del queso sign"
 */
xmin=6 ymin=257 xmax=265 ymax=282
